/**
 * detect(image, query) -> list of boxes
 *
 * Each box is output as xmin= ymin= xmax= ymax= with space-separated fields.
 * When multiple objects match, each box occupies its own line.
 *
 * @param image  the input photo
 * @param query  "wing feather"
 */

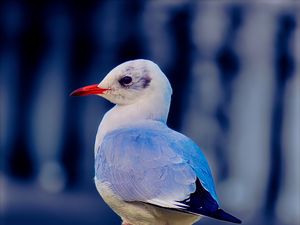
xmin=95 ymin=121 xmax=218 ymax=211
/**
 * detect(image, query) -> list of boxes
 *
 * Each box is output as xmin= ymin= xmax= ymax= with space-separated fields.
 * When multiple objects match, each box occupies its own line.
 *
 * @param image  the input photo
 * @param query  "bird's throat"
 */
xmin=94 ymin=94 xmax=171 ymax=156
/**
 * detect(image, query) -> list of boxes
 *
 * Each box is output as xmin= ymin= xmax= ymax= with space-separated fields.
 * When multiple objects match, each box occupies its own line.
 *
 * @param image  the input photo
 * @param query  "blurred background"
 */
xmin=0 ymin=0 xmax=299 ymax=225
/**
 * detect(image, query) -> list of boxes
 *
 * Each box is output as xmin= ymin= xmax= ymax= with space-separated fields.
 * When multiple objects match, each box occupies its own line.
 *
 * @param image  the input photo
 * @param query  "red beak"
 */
xmin=70 ymin=84 xmax=109 ymax=96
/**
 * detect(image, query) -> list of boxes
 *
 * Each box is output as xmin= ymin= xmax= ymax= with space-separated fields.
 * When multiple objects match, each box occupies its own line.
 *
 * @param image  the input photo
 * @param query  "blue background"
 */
xmin=0 ymin=1 xmax=299 ymax=225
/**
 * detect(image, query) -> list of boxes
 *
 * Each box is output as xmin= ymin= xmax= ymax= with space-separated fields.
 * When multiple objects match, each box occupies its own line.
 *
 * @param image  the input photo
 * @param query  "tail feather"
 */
xmin=206 ymin=208 xmax=242 ymax=224
xmin=178 ymin=179 xmax=242 ymax=224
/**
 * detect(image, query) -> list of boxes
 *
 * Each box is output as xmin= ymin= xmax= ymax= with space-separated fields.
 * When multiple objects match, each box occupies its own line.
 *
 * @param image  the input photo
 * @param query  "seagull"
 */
xmin=71 ymin=59 xmax=241 ymax=225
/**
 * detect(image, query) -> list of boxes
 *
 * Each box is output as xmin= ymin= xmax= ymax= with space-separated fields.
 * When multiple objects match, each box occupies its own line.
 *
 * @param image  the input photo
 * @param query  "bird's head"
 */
xmin=70 ymin=59 xmax=172 ymax=106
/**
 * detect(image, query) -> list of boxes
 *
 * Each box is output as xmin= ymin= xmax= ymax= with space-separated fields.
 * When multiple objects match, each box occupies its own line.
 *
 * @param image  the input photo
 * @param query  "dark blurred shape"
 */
xmin=167 ymin=4 xmax=192 ymax=130
xmin=115 ymin=1 xmax=145 ymax=62
xmin=265 ymin=13 xmax=296 ymax=221
xmin=214 ymin=5 xmax=242 ymax=181
xmin=7 ymin=1 xmax=49 ymax=178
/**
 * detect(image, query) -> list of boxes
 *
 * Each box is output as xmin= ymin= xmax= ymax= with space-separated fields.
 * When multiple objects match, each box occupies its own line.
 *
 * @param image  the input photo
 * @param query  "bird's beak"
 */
xmin=70 ymin=84 xmax=109 ymax=96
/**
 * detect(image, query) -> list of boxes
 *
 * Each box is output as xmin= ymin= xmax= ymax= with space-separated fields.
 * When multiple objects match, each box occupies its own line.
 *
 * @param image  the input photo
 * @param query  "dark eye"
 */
xmin=119 ymin=76 xmax=132 ymax=86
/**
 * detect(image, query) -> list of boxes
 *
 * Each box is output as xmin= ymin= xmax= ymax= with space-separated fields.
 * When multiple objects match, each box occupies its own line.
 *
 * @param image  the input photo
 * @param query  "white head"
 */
xmin=71 ymin=59 xmax=172 ymax=109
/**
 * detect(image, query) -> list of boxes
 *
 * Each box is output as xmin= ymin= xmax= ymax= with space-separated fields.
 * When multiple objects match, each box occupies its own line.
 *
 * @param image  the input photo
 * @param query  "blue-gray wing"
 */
xmin=95 ymin=121 xmax=219 ymax=211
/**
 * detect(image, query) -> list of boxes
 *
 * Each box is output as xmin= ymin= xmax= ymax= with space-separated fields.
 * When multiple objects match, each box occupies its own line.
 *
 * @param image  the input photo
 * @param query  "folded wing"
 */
xmin=95 ymin=121 xmax=241 ymax=223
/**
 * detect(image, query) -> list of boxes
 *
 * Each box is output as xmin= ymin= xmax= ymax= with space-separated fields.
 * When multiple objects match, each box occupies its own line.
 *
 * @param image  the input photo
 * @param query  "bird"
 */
xmin=70 ymin=59 xmax=242 ymax=225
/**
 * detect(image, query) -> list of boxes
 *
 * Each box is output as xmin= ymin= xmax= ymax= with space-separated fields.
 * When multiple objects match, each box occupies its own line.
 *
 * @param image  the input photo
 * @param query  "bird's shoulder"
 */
xmin=100 ymin=120 xmax=195 ymax=153
xmin=102 ymin=120 xmax=181 ymax=141
xmin=98 ymin=120 xmax=207 ymax=166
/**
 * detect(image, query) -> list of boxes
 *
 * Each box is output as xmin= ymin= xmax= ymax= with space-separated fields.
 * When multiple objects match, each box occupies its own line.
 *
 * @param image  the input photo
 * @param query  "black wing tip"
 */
xmin=178 ymin=178 xmax=242 ymax=224
xmin=211 ymin=209 xmax=242 ymax=224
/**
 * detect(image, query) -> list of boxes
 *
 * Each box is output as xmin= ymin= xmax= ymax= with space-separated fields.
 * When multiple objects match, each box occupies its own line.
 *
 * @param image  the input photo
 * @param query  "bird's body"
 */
xmin=71 ymin=59 xmax=241 ymax=225
xmin=95 ymin=121 xmax=204 ymax=225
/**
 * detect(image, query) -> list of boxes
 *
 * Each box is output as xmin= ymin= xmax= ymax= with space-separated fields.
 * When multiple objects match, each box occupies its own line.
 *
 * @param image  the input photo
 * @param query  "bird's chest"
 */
xmin=94 ymin=179 xmax=127 ymax=212
xmin=94 ymin=179 xmax=158 ymax=225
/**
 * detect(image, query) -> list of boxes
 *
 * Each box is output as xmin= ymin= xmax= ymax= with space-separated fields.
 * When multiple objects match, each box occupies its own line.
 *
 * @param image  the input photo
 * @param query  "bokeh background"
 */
xmin=0 ymin=0 xmax=299 ymax=225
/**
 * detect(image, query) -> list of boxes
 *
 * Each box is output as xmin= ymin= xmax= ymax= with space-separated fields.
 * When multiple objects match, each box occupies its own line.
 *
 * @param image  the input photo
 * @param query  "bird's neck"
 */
xmin=94 ymin=93 xmax=171 ymax=155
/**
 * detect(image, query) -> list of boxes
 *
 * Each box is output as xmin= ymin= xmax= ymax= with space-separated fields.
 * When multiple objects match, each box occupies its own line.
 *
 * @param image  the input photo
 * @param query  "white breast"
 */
xmin=94 ymin=179 xmax=200 ymax=225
